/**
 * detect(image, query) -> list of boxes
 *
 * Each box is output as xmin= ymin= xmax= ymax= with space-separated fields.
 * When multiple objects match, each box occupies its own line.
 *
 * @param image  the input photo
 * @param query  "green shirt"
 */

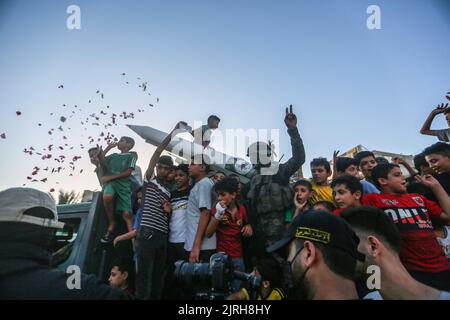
xmin=284 ymin=203 xmax=312 ymax=224
xmin=284 ymin=207 xmax=296 ymax=224
xmin=105 ymin=152 xmax=137 ymax=180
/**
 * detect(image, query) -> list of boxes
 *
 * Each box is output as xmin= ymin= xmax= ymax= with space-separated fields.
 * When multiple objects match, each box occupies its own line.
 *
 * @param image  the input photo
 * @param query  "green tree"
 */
xmin=58 ymin=189 xmax=80 ymax=205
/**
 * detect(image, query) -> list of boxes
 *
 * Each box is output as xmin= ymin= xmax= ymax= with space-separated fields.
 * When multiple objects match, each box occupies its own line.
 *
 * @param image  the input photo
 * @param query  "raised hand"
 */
xmin=415 ymin=174 xmax=441 ymax=190
xmin=446 ymin=90 xmax=450 ymax=102
xmin=214 ymin=201 xmax=227 ymax=220
xmin=294 ymin=192 xmax=307 ymax=209
xmin=431 ymin=103 xmax=449 ymax=115
xmin=95 ymin=144 xmax=103 ymax=157
xmin=333 ymin=150 xmax=340 ymax=161
xmin=175 ymin=121 xmax=188 ymax=131
xmin=392 ymin=157 xmax=406 ymax=165
xmin=284 ymin=104 xmax=297 ymax=129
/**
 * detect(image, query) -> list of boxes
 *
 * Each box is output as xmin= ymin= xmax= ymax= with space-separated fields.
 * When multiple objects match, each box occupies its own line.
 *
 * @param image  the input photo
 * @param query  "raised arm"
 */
xmin=392 ymin=157 xmax=417 ymax=178
xmin=420 ymin=103 xmax=448 ymax=136
xmin=416 ymin=174 xmax=450 ymax=223
xmin=145 ymin=121 xmax=187 ymax=181
xmin=206 ymin=202 xmax=226 ymax=237
xmin=97 ymin=143 xmax=116 ymax=171
xmin=332 ymin=150 xmax=340 ymax=180
xmin=102 ymin=142 xmax=118 ymax=157
xmin=276 ymin=105 xmax=306 ymax=182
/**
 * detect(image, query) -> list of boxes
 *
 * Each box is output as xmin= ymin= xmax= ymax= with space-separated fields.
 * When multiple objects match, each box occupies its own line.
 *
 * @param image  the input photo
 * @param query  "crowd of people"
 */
xmin=2 ymin=91 xmax=450 ymax=300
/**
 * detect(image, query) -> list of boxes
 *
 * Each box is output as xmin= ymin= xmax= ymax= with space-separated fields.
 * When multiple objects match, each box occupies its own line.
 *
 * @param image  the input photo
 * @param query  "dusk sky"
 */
xmin=1 ymin=0 xmax=449 ymax=197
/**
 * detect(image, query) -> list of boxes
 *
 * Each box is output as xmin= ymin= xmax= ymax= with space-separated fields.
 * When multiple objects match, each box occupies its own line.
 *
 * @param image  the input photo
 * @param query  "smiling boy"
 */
xmin=362 ymin=163 xmax=450 ymax=290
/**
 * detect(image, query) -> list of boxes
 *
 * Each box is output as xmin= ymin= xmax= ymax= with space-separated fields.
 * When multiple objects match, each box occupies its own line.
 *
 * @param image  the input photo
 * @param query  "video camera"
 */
xmin=174 ymin=252 xmax=261 ymax=300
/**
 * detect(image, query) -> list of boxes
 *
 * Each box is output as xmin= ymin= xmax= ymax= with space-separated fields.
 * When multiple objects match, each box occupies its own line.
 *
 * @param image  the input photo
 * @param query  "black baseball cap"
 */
xmin=267 ymin=210 xmax=365 ymax=262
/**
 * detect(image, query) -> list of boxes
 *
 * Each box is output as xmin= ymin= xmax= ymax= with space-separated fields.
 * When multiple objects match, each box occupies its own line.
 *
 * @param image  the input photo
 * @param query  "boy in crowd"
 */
xmin=309 ymin=158 xmax=335 ymax=205
xmin=331 ymin=175 xmax=363 ymax=216
xmin=191 ymin=115 xmax=221 ymax=148
xmin=354 ymin=151 xmax=378 ymax=185
xmin=423 ymin=142 xmax=450 ymax=195
xmin=206 ymin=177 xmax=253 ymax=292
xmin=108 ymin=258 xmax=134 ymax=297
xmin=333 ymin=155 xmax=379 ymax=195
xmin=166 ymin=167 xmax=177 ymax=192
xmin=420 ymin=102 xmax=450 ymax=142
xmin=392 ymin=156 xmax=417 ymax=178
xmin=185 ymin=154 xmax=216 ymax=263
xmin=285 ymin=179 xmax=313 ymax=227
xmin=227 ymin=257 xmax=286 ymax=300
xmin=342 ymin=206 xmax=450 ymax=299
xmin=213 ymin=170 xmax=226 ymax=183
xmin=88 ymin=147 xmax=104 ymax=187
xmin=414 ymin=152 xmax=435 ymax=176
xmin=363 ymin=163 xmax=450 ymax=290
xmin=312 ymin=201 xmax=336 ymax=212
xmin=375 ymin=157 xmax=389 ymax=165
xmin=113 ymin=187 xmax=142 ymax=248
xmin=136 ymin=122 xmax=185 ymax=300
xmin=163 ymin=163 xmax=191 ymax=299
xmin=98 ymin=137 xmax=138 ymax=243
xmin=407 ymin=152 xmax=437 ymax=202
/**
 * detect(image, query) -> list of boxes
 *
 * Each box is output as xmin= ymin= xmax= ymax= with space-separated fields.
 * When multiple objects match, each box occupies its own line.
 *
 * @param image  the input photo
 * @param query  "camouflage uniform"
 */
xmin=247 ymin=127 xmax=305 ymax=251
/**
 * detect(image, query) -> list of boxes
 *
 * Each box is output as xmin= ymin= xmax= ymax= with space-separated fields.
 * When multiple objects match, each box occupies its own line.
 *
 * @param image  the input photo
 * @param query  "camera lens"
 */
xmin=174 ymin=260 xmax=211 ymax=287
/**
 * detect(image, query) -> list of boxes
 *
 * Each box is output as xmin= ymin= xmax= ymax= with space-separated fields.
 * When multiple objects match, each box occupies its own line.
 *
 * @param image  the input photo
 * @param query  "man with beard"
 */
xmin=246 ymin=105 xmax=306 ymax=257
xmin=266 ymin=210 xmax=363 ymax=300
xmin=342 ymin=206 xmax=450 ymax=300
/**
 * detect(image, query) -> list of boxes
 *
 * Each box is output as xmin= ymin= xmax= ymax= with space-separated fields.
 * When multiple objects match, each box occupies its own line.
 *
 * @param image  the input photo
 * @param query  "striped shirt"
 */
xmin=140 ymin=178 xmax=171 ymax=234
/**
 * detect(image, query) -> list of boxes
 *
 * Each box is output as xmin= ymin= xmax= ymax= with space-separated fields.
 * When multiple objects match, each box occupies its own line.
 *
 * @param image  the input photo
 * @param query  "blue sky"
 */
xmin=0 ymin=0 xmax=449 ymax=195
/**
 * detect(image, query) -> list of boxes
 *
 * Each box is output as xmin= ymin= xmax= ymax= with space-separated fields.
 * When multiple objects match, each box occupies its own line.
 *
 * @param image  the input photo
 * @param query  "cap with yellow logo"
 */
xmin=267 ymin=210 xmax=365 ymax=262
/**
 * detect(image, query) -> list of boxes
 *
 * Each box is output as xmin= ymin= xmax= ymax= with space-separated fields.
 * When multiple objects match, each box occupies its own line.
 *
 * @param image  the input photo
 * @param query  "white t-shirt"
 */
xmin=169 ymin=188 xmax=190 ymax=243
xmin=436 ymin=226 xmax=450 ymax=261
xmin=184 ymin=177 xmax=216 ymax=252
xmin=437 ymin=129 xmax=450 ymax=142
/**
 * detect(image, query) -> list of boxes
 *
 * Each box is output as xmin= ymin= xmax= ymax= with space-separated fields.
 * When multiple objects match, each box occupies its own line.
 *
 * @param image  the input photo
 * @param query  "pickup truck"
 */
xmin=52 ymin=192 xmax=131 ymax=283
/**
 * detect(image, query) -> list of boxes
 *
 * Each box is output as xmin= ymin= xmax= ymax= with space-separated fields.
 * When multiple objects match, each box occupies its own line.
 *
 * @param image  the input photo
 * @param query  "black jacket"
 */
xmin=0 ymin=242 xmax=127 ymax=300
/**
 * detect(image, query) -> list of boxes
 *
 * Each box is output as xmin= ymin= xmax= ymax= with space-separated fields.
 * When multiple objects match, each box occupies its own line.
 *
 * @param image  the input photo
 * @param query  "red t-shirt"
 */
xmin=211 ymin=204 xmax=248 ymax=259
xmin=363 ymin=193 xmax=450 ymax=273
xmin=333 ymin=208 xmax=343 ymax=216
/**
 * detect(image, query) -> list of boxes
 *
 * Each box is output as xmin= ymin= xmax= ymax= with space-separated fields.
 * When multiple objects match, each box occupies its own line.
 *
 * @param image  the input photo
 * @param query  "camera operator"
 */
xmin=267 ymin=210 xmax=364 ymax=300
xmin=226 ymin=257 xmax=286 ymax=300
